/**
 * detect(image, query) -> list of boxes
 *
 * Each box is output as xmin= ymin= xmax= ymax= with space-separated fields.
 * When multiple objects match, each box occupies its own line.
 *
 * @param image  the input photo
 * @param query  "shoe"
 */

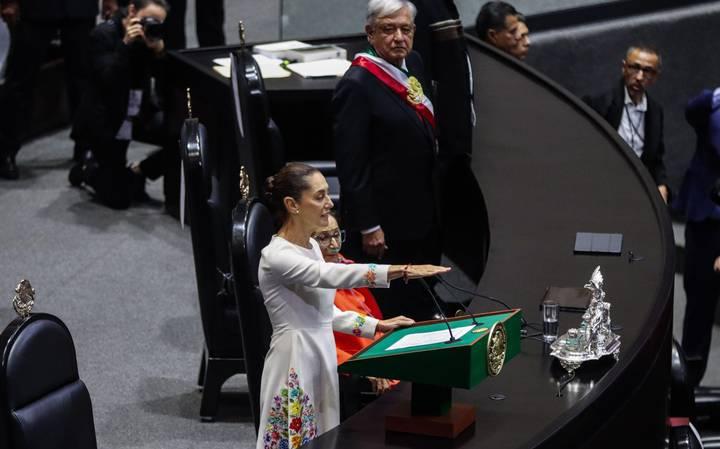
xmin=0 ymin=154 xmax=18 ymax=180
xmin=129 ymin=169 xmax=150 ymax=202
xmin=68 ymin=163 xmax=84 ymax=187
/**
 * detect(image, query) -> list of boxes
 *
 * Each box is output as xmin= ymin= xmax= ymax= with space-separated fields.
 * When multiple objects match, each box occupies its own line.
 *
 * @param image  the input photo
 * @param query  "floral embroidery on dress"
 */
xmin=263 ymin=368 xmax=317 ymax=449
xmin=352 ymin=315 xmax=367 ymax=336
xmin=365 ymin=263 xmax=378 ymax=287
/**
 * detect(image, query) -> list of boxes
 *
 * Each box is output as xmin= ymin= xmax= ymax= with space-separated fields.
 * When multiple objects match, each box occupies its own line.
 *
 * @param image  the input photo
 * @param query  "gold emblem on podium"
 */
xmin=487 ymin=322 xmax=507 ymax=376
xmin=407 ymin=76 xmax=423 ymax=105
xmin=12 ymin=279 xmax=35 ymax=319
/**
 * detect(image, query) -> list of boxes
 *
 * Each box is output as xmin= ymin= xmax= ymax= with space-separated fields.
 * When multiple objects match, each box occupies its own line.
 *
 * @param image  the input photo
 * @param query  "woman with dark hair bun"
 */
xmin=256 ymin=162 xmax=449 ymax=449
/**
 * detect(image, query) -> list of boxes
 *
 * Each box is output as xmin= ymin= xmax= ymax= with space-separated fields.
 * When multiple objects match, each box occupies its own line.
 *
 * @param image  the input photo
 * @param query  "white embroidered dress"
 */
xmin=257 ymin=235 xmax=389 ymax=449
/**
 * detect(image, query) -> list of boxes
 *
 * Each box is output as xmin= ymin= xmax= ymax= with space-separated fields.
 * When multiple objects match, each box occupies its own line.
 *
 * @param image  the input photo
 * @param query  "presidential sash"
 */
xmin=352 ymin=53 xmax=435 ymax=129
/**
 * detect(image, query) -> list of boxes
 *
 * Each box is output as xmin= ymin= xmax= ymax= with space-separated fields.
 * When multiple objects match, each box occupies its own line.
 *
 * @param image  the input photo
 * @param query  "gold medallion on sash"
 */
xmin=407 ymin=76 xmax=423 ymax=105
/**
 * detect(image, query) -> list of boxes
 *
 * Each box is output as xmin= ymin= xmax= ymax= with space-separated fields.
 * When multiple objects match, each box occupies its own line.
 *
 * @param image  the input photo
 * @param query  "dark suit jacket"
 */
xmin=332 ymin=51 xmax=437 ymax=241
xmin=10 ymin=0 xmax=97 ymax=21
xmin=412 ymin=0 xmax=473 ymax=162
xmin=72 ymin=11 xmax=161 ymax=145
xmin=585 ymin=79 xmax=668 ymax=187
xmin=673 ymin=89 xmax=720 ymax=222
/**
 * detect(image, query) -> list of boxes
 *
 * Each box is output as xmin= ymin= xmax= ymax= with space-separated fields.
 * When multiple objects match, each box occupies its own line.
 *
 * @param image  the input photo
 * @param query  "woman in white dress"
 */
xmin=257 ymin=163 xmax=449 ymax=449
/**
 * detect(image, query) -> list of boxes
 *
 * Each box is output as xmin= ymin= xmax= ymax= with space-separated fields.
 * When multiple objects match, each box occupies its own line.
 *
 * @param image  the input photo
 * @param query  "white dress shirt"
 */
xmin=618 ymin=88 xmax=647 ymax=158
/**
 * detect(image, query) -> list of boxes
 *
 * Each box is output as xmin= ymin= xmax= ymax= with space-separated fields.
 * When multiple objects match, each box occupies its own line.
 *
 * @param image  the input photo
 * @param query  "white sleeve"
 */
xmin=332 ymin=306 xmax=379 ymax=338
xmin=266 ymin=245 xmax=390 ymax=289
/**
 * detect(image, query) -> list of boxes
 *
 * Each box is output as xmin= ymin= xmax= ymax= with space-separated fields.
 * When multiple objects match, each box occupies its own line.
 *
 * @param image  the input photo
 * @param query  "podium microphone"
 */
xmin=418 ymin=277 xmax=457 ymax=343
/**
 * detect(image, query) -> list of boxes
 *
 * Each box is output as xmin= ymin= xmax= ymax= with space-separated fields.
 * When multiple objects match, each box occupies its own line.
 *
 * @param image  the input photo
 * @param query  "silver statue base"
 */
xmin=550 ymin=266 xmax=621 ymax=373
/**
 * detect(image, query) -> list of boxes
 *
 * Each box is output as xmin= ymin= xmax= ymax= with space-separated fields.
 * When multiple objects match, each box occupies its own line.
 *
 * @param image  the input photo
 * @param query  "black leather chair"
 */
xmin=670 ymin=339 xmax=720 ymax=448
xmin=230 ymin=197 xmax=274 ymax=433
xmin=229 ymin=48 xmax=340 ymax=206
xmin=0 ymin=313 xmax=97 ymax=449
xmin=180 ymin=117 xmax=246 ymax=421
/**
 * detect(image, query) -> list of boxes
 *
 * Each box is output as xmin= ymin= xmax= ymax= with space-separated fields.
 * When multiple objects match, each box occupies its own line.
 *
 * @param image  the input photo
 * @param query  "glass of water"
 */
xmin=542 ymin=300 xmax=559 ymax=343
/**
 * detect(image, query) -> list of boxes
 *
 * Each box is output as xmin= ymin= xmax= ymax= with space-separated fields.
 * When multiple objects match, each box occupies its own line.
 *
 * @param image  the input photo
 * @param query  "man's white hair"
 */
xmin=366 ymin=0 xmax=417 ymax=26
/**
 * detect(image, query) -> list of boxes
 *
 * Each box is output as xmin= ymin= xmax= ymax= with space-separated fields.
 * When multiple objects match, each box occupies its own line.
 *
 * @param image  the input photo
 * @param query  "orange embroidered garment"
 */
xmin=333 ymin=287 xmax=383 ymax=365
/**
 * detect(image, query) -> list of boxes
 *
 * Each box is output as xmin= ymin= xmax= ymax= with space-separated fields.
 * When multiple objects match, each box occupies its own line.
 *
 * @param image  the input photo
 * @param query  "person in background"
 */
xmin=102 ymin=0 xmax=225 ymax=48
xmin=584 ymin=45 xmax=669 ymax=203
xmin=333 ymin=0 xmax=442 ymax=321
xmin=0 ymin=0 xmax=100 ymax=179
xmin=475 ymin=1 xmax=528 ymax=60
xmin=512 ymin=14 xmax=530 ymax=59
xmin=70 ymin=0 xmax=169 ymax=210
xmin=257 ymin=162 xmax=448 ymax=448
xmin=674 ymin=87 xmax=720 ymax=387
xmin=312 ymin=213 xmax=405 ymax=419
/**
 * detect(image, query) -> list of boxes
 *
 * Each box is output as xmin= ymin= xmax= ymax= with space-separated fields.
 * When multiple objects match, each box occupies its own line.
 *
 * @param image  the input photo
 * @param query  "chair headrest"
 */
xmin=1 ymin=314 xmax=79 ymax=410
xmin=246 ymin=201 xmax=275 ymax=286
xmin=180 ymin=118 xmax=211 ymax=188
xmin=232 ymin=199 xmax=274 ymax=287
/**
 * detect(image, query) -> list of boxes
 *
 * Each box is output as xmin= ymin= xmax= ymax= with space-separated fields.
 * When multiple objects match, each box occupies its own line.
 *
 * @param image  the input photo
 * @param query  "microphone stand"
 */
xmin=418 ymin=278 xmax=457 ymax=343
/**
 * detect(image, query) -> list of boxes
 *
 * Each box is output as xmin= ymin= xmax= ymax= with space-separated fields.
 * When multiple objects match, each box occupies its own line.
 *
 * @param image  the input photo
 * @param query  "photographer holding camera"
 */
xmin=70 ymin=0 xmax=169 ymax=210
xmin=674 ymin=87 xmax=720 ymax=387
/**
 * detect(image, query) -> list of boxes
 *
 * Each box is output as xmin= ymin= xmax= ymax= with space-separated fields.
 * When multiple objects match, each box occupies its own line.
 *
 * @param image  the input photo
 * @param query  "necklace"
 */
xmin=623 ymin=103 xmax=645 ymax=150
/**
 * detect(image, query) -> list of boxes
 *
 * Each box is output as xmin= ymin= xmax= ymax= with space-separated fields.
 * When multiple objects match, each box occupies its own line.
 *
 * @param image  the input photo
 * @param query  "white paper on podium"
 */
xmin=286 ymin=59 xmax=351 ymax=78
xmin=211 ymin=55 xmax=291 ymax=79
xmin=386 ymin=325 xmax=476 ymax=351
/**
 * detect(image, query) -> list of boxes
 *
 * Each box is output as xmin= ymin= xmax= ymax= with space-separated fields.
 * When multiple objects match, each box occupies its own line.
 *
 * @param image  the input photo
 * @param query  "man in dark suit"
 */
xmin=0 ymin=0 xmax=98 ymax=179
xmin=674 ymin=88 xmax=720 ymax=386
xmin=333 ymin=0 xmax=440 ymax=320
xmin=585 ymin=46 xmax=669 ymax=202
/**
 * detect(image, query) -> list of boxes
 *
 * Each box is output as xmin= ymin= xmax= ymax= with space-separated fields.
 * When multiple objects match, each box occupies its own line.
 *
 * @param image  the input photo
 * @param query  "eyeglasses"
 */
xmin=625 ymin=63 xmax=658 ymax=77
xmin=377 ymin=24 xmax=415 ymax=37
xmin=312 ymin=229 xmax=346 ymax=246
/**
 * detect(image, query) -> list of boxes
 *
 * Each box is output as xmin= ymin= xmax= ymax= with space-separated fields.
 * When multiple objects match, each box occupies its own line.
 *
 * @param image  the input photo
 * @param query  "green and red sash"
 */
xmin=352 ymin=53 xmax=435 ymax=129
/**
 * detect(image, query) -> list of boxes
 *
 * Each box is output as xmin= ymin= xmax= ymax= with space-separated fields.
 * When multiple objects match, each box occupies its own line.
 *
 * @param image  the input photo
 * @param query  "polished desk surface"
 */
xmin=170 ymin=36 xmax=367 ymax=93
xmin=171 ymin=36 xmax=674 ymax=449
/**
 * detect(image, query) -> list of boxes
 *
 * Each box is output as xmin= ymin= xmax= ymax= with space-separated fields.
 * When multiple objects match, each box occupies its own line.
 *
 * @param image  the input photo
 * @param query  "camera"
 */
xmin=140 ymin=17 xmax=163 ymax=41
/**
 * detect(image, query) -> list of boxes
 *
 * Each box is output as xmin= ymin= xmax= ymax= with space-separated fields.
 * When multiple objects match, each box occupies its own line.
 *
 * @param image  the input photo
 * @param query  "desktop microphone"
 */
xmin=418 ymin=277 xmax=457 ymax=343
xmin=435 ymin=275 xmax=526 ymax=327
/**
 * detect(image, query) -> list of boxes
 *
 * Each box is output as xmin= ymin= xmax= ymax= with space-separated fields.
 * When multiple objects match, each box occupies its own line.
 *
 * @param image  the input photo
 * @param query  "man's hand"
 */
xmin=123 ymin=17 xmax=145 ymax=45
xmin=0 ymin=1 xmax=19 ymax=26
xmin=376 ymin=315 xmax=414 ymax=333
xmin=362 ymin=228 xmax=387 ymax=260
xmin=658 ymin=185 xmax=669 ymax=203
xmin=102 ymin=0 xmax=118 ymax=19
xmin=367 ymin=377 xmax=392 ymax=395
xmin=713 ymin=256 xmax=720 ymax=273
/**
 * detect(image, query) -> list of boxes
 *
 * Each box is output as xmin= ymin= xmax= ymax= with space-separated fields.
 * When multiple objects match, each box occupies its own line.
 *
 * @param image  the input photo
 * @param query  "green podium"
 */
xmin=338 ymin=309 xmax=522 ymax=438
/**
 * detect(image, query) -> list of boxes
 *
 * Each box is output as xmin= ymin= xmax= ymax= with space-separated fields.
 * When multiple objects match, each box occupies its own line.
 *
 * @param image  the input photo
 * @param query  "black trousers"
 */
xmin=164 ymin=0 xmax=225 ymax=50
xmin=87 ymin=137 xmax=166 ymax=210
xmin=344 ymin=230 xmax=442 ymax=321
xmin=682 ymin=219 xmax=720 ymax=386
xmin=0 ymin=19 xmax=94 ymax=157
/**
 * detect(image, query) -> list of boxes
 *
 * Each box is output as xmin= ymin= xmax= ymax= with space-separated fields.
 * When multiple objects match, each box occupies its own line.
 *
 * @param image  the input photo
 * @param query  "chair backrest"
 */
xmin=231 ymin=49 xmax=280 ymax=197
xmin=231 ymin=197 xmax=274 ymax=432
xmin=229 ymin=48 xmax=341 ymax=206
xmin=0 ymin=313 xmax=97 ymax=449
xmin=670 ymin=339 xmax=696 ymax=418
xmin=180 ymin=118 xmax=242 ymax=358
